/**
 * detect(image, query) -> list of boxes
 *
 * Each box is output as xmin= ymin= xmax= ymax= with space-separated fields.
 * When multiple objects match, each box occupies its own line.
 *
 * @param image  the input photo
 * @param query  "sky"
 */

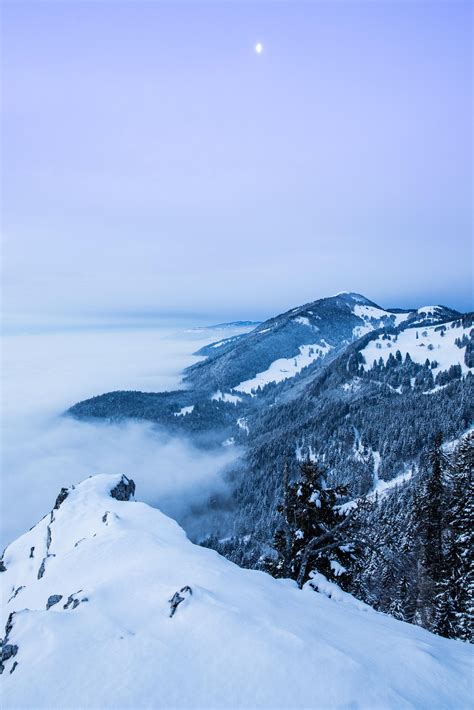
xmin=1 ymin=0 xmax=472 ymax=321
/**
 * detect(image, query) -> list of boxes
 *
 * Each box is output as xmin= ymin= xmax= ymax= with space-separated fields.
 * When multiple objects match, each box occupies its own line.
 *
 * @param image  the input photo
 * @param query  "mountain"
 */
xmin=68 ymin=292 xmax=463 ymax=436
xmin=1 ymin=474 xmax=472 ymax=709
xmin=66 ymin=295 xmax=473 ymax=640
xmin=185 ymin=292 xmax=459 ymax=395
xmin=67 ymin=296 xmax=472 ymax=499
xmin=212 ymin=313 xmax=473 ymax=563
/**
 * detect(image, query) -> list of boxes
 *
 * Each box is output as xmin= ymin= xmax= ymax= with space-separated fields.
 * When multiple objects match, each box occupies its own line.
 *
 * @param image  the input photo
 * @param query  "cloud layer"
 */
xmin=1 ymin=324 xmax=247 ymax=548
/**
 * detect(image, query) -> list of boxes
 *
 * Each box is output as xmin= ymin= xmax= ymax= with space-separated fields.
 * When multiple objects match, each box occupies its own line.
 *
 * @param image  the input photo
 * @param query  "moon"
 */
xmin=255 ymin=42 xmax=263 ymax=54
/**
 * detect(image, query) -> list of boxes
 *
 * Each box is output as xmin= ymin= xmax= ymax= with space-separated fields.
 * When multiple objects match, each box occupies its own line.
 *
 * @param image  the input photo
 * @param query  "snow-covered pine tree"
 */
xmin=439 ymin=432 xmax=474 ymax=641
xmin=434 ymin=536 xmax=460 ymax=639
xmin=265 ymin=459 xmax=353 ymax=588
xmin=413 ymin=432 xmax=446 ymax=630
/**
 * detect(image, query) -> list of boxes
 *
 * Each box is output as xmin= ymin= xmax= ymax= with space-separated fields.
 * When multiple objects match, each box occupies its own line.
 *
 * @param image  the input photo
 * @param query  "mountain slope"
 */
xmin=1 ymin=475 xmax=472 ymax=709
xmin=216 ymin=313 xmax=473 ymax=517
xmin=184 ymin=292 xmax=459 ymax=395
xmin=68 ymin=293 xmax=462 ymax=436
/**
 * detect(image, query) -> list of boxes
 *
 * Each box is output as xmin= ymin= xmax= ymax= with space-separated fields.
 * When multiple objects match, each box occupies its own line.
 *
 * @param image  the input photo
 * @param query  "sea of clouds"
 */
xmin=1 ymin=321 xmax=249 ymax=548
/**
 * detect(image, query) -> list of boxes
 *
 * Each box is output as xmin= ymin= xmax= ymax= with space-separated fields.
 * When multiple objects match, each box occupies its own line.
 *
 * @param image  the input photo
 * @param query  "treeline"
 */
xmin=259 ymin=432 xmax=473 ymax=642
xmin=352 ymin=431 xmax=473 ymax=641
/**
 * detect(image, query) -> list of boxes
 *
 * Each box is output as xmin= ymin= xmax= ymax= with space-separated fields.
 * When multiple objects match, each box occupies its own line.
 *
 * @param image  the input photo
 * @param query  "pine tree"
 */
xmin=434 ymin=537 xmax=459 ymax=639
xmin=388 ymin=576 xmax=410 ymax=622
xmin=265 ymin=460 xmax=352 ymax=588
xmin=444 ymin=432 xmax=474 ymax=641
xmin=414 ymin=432 xmax=446 ymax=630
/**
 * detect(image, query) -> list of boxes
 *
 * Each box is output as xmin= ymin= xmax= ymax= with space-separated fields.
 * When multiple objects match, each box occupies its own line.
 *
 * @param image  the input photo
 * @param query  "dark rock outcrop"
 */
xmin=0 ymin=613 xmax=18 ymax=675
xmin=63 ymin=591 xmax=87 ymax=610
xmin=37 ymin=558 xmax=47 ymax=579
xmin=2 ymin=644 xmax=18 ymax=662
xmin=110 ymin=476 xmax=135 ymax=502
xmin=54 ymin=487 xmax=69 ymax=510
xmin=168 ymin=586 xmax=192 ymax=618
xmin=46 ymin=595 xmax=63 ymax=610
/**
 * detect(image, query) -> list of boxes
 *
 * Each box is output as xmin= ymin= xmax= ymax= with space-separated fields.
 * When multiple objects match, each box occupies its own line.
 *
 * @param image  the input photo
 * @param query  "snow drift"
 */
xmin=1 ymin=475 xmax=472 ymax=709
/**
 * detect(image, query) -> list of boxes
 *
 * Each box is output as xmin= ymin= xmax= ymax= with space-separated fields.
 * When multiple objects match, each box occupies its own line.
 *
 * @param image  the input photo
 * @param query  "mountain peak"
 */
xmin=332 ymin=291 xmax=376 ymax=305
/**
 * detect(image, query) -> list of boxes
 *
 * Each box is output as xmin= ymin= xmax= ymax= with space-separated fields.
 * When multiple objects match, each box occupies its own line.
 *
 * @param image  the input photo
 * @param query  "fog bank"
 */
xmin=1 ymin=323 xmax=249 ymax=548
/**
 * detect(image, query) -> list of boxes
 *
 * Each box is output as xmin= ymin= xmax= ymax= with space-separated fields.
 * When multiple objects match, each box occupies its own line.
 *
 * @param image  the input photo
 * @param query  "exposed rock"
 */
xmin=168 ymin=586 xmax=192 ymax=618
xmin=2 ymin=644 xmax=18 ymax=662
xmin=9 ymin=661 xmax=18 ymax=674
xmin=46 ymin=525 xmax=52 ymax=551
xmin=0 ymin=558 xmax=6 ymax=572
xmin=54 ymin=487 xmax=69 ymax=510
xmin=5 ymin=612 xmax=14 ymax=638
xmin=29 ymin=547 xmax=35 ymax=559
xmin=8 ymin=586 xmax=25 ymax=603
xmin=63 ymin=591 xmax=84 ymax=610
xmin=46 ymin=595 xmax=63 ymax=610
xmin=1 ymin=613 xmax=18 ymax=675
xmin=110 ymin=475 xmax=135 ymax=502
xmin=37 ymin=558 xmax=47 ymax=579
xmin=102 ymin=511 xmax=110 ymax=523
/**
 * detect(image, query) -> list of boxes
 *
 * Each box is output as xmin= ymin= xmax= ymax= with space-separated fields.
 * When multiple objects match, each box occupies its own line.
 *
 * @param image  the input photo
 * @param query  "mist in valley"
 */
xmin=1 ymin=321 xmax=249 ymax=548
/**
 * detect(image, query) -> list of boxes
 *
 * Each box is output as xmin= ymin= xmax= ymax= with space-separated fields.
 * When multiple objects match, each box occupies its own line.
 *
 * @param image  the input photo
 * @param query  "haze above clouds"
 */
xmin=2 ymin=1 xmax=472 ymax=319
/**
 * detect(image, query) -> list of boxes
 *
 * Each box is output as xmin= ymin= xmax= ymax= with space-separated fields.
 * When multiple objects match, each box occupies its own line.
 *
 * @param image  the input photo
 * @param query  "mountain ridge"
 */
xmin=66 ymin=295 xmax=473 ymax=597
xmin=185 ymin=292 xmax=460 ymax=395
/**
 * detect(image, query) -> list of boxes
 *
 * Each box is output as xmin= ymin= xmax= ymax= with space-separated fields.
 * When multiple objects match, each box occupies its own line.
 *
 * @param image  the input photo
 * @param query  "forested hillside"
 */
xmin=68 ymin=294 xmax=473 ymax=641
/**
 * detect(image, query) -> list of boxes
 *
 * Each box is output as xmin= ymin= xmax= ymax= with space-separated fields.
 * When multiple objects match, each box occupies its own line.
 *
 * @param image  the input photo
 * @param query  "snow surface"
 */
xmin=295 ymin=443 xmax=318 ymax=463
xmin=2 ymin=474 xmax=472 ymax=709
xmin=339 ymin=470 xmax=414 ymax=514
xmin=352 ymin=304 xmax=411 ymax=339
xmin=367 ymin=469 xmax=413 ymax=498
xmin=211 ymin=340 xmax=227 ymax=348
xmin=236 ymin=417 xmax=249 ymax=435
xmin=210 ymin=335 xmax=244 ymax=349
xmin=234 ymin=342 xmax=333 ymax=395
xmin=417 ymin=305 xmax=442 ymax=316
xmin=211 ymin=390 xmax=242 ymax=404
xmin=361 ymin=322 xmax=472 ymax=375
xmin=173 ymin=405 xmax=194 ymax=417
xmin=293 ymin=316 xmax=311 ymax=327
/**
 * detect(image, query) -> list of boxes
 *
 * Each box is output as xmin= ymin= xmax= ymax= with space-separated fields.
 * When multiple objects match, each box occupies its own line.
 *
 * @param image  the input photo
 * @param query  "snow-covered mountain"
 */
xmin=185 ymin=292 xmax=459 ymax=396
xmin=66 ymin=296 xmax=473 ymax=607
xmin=1 ymin=474 xmax=472 ymax=709
xmin=69 ymin=293 xmax=463 ymax=417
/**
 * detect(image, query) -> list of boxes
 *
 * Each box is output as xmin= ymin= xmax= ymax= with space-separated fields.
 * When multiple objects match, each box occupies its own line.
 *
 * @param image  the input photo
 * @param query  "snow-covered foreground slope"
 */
xmin=2 ymin=476 xmax=472 ymax=709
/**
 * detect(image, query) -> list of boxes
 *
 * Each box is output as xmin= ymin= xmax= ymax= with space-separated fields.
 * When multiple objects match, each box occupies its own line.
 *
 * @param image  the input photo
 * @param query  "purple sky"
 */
xmin=2 ymin=1 xmax=472 ymax=320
